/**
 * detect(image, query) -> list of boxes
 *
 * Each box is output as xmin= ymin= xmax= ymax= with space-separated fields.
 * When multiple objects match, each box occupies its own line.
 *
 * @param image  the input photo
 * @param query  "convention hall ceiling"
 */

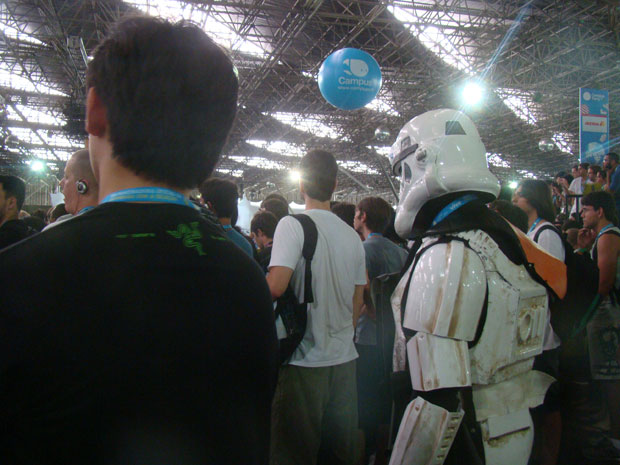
xmin=0 ymin=0 xmax=618 ymax=200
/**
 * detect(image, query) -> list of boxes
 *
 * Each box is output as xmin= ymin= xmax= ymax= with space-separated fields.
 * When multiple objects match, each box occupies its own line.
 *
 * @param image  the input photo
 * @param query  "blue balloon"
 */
xmin=318 ymin=48 xmax=382 ymax=111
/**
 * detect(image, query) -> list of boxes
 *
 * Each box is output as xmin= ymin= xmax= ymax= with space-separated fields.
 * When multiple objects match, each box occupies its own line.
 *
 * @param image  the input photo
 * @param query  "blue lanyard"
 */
xmin=222 ymin=224 xmax=232 ymax=230
xmin=527 ymin=217 xmax=543 ymax=235
xmin=78 ymin=206 xmax=94 ymax=215
xmin=431 ymin=194 xmax=477 ymax=227
xmin=367 ymin=232 xmax=382 ymax=239
xmin=101 ymin=187 xmax=199 ymax=211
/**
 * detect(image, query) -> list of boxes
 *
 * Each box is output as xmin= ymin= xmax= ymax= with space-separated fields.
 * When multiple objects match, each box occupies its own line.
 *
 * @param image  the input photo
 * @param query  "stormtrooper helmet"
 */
xmin=389 ymin=109 xmax=500 ymax=238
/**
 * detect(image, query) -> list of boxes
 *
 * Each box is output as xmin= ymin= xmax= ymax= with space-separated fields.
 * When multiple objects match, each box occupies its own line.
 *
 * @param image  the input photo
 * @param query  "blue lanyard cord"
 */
xmin=367 ymin=232 xmax=382 ymax=239
xmin=431 ymin=194 xmax=478 ymax=227
xmin=527 ymin=217 xmax=543 ymax=235
xmin=78 ymin=206 xmax=94 ymax=215
xmin=222 ymin=224 xmax=232 ymax=230
xmin=101 ymin=187 xmax=199 ymax=211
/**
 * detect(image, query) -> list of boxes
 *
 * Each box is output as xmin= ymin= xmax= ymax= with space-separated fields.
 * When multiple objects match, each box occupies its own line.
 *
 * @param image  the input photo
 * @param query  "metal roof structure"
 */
xmin=0 ymin=0 xmax=618 ymax=202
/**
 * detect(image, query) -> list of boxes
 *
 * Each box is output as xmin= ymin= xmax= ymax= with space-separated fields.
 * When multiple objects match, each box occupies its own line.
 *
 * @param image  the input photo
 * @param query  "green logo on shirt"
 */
xmin=166 ymin=222 xmax=206 ymax=256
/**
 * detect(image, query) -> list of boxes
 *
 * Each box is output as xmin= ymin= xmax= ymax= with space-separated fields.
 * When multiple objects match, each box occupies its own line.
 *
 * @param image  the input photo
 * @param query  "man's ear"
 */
xmin=85 ymin=87 xmax=107 ymax=137
xmin=6 ymin=196 xmax=17 ymax=213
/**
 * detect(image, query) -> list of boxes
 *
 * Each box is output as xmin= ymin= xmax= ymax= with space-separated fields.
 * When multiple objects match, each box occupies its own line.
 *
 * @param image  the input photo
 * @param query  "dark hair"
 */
xmin=199 ymin=178 xmax=239 ymax=219
xmin=561 ymin=219 xmax=580 ymax=231
xmin=261 ymin=198 xmax=289 ymax=222
xmin=263 ymin=193 xmax=288 ymax=205
xmin=300 ymin=149 xmax=338 ymax=201
xmin=0 ymin=175 xmax=26 ymax=210
xmin=489 ymin=199 xmax=529 ymax=233
xmin=86 ymin=15 xmax=238 ymax=189
xmin=250 ymin=210 xmax=278 ymax=238
xmin=582 ymin=191 xmax=618 ymax=225
xmin=49 ymin=203 xmax=67 ymax=222
xmin=555 ymin=172 xmax=574 ymax=185
xmin=589 ymin=165 xmax=602 ymax=175
xmin=608 ymin=152 xmax=620 ymax=163
xmin=572 ymin=164 xmax=579 ymax=170
xmin=356 ymin=196 xmax=393 ymax=232
xmin=330 ymin=202 xmax=355 ymax=228
xmin=579 ymin=162 xmax=590 ymax=170
xmin=518 ymin=179 xmax=556 ymax=222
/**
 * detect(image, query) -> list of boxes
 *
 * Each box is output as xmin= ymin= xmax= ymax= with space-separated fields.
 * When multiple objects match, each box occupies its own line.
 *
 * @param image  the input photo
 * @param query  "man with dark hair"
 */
xmin=0 ymin=16 xmax=277 ymax=465
xmin=251 ymin=210 xmax=278 ymax=272
xmin=0 ymin=175 xmax=35 ymax=249
xmin=267 ymin=149 xmax=366 ymax=465
xmin=578 ymin=191 xmax=620 ymax=444
xmin=604 ymin=152 xmax=620 ymax=213
xmin=200 ymin=177 xmax=254 ymax=257
xmin=261 ymin=197 xmax=289 ymax=222
xmin=353 ymin=196 xmax=407 ymax=459
xmin=331 ymin=201 xmax=356 ymax=228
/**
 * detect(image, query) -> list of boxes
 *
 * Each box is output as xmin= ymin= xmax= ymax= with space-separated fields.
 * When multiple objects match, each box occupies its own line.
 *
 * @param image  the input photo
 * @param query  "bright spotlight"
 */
xmin=509 ymin=181 xmax=518 ymax=189
xmin=290 ymin=170 xmax=301 ymax=182
xmin=30 ymin=160 xmax=45 ymax=172
xmin=462 ymin=82 xmax=483 ymax=106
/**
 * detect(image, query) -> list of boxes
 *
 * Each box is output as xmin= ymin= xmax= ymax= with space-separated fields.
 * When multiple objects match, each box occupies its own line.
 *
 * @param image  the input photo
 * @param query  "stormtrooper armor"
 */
xmin=388 ymin=109 xmax=554 ymax=465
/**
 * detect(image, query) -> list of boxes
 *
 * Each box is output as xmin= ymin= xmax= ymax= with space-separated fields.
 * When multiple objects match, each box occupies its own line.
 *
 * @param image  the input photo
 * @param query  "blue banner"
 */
xmin=580 ymin=87 xmax=609 ymax=165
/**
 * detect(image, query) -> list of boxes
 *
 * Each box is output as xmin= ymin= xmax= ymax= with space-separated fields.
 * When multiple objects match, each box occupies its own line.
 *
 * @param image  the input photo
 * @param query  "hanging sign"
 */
xmin=580 ymin=87 xmax=609 ymax=165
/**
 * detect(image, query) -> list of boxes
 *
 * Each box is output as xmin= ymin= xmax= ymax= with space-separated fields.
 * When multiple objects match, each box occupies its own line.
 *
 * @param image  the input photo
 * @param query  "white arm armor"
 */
xmin=402 ymin=239 xmax=486 ymax=391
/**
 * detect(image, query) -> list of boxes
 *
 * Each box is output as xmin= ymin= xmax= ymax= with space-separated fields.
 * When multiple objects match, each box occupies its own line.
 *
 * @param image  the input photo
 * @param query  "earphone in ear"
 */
xmin=76 ymin=180 xmax=88 ymax=195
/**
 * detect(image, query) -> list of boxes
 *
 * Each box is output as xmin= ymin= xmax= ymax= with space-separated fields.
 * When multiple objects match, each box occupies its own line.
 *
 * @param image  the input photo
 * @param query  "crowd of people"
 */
xmin=0 ymin=13 xmax=619 ymax=465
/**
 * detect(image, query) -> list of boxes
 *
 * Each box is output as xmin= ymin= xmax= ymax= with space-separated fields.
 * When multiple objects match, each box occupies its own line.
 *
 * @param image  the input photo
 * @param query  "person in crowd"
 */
xmin=251 ymin=209 xmax=277 ymax=273
xmin=566 ymin=162 xmax=589 ymax=214
xmin=488 ymin=198 xmax=529 ymax=232
xmin=200 ymin=177 xmax=254 ymax=257
xmin=0 ymin=175 xmax=36 ymax=249
xmin=0 ymin=15 xmax=277 ymax=465
xmin=578 ymin=191 xmax=620 ymax=442
xmin=43 ymin=149 xmax=99 ymax=231
xmin=267 ymin=149 xmax=366 ymax=465
xmin=261 ymin=197 xmax=289 ymax=222
xmin=388 ymin=109 xmax=557 ymax=465
xmin=353 ymin=196 xmax=407 ymax=461
xmin=331 ymin=201 xmax=356 ymax=228
xmin=22 ymin=208 xmax=47 ymax=231
xmin=584 ymin=165 xmax=603 ymax=195
xmin=513 ymin=179 xmax=564 ymax=465
xmin=47 ymin=202 xmax=67 ymax=224
xmin=603 ymin=152 xmax=620 ymax=213
xmin=562 ymin=218 xmax=580 ymax=249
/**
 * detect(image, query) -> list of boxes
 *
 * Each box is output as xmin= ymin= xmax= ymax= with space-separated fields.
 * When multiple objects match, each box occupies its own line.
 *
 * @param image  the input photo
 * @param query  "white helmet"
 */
xmin=389 ymin=109 xmax=500 ymax=238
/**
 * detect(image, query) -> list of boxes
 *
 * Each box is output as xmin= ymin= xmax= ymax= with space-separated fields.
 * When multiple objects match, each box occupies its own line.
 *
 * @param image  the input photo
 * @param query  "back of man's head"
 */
xmin=86 ymin=15 xmax=238 ymax=189
xmin=582 ymin=190 xmax=618 ymax=225
xmin=609 ymin=152 xmax=619 ymax=164
xmin=260 ymin=198 xmax=289 ymax=222
xmin=199 ymin=178 xmax=238 ymax=219
xmin=300 ymin=149 xmax=338 ymax=202
xmin=0 ymin=175 xmax=26 ymax=212
xmin=356 ymin=197 xmax=393 ymax=233
xmin=251 ymin=210 xmax=278 ymax=239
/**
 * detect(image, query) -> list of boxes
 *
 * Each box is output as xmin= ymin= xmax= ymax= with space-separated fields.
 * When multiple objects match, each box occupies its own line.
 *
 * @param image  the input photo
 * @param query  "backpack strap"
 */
xmin=292 ymin=214 xmax=318 ymax=304
xmin=533 ymin=223 xmax=561 ymax=243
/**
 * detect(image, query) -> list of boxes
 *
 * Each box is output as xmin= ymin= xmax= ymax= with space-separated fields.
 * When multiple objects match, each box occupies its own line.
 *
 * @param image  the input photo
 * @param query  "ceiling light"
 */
xmin=509 ymin=181 xmax=518 ymax=189
xmin=290 ymin=170 xmax=301 ymax=182
xmin=462 ymin=82 xmax=483 ymax=106
xmin=30 ymin=160 xmax=46 ymax=172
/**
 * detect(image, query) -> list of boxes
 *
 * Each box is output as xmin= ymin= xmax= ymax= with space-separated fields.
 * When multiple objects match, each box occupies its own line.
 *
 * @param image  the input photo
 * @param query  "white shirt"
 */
xmin=569 ymin=177 xmax=584 ymax=214
xmin=269 ymin=209 xmax=366 ymax=367
xmin=528 ymin=220 xmax=564 ymax=350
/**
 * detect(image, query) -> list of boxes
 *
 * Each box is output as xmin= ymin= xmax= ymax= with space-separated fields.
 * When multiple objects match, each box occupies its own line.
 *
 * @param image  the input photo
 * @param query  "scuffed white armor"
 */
xmin=390 ymin=230 xmax=554 ymax=465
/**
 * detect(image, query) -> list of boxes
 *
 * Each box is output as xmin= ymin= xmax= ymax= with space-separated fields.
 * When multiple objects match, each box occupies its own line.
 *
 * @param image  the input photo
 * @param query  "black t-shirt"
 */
xmin=0 ymin=202 xmax=279 ymax=465
xmin=0 ymin=218 xmax=36 ymax=250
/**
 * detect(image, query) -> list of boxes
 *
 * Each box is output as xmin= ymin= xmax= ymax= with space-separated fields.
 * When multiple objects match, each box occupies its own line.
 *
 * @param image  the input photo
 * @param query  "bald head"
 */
xmin=70 ymin=149 xmax=98 ymax=189
xmin=61 ymin=149 xmax=99 ymax=215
